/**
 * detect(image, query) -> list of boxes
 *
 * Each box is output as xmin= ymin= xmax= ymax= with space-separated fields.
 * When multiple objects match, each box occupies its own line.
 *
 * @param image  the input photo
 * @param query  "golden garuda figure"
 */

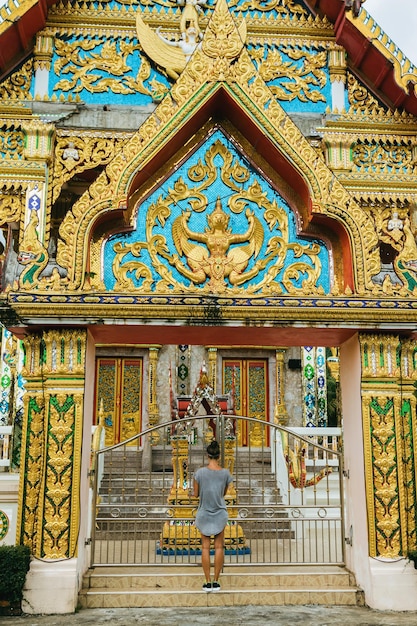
xmin=135 ymin=0 xmax=246 ymax=80
xmin=135 ymin=0 xmax=205 ymax=80
xmin=171 ymin=197 xmax=264 ymax=293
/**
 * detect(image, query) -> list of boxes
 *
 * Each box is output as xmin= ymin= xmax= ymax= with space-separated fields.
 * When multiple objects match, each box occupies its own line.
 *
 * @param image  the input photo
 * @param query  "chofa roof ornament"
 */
xmin=344 ymin=0 xmax=366 ymax=18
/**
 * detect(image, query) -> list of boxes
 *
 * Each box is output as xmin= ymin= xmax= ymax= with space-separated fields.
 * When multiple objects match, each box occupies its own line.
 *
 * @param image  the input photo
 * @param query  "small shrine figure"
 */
xmin=387 ymin=211 xmax=403 ymax=232
xmin=156 ymin=25 xmax=202 ymax=61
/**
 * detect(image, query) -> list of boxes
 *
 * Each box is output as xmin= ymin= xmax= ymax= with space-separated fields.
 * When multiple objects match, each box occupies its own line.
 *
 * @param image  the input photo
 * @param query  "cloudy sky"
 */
xmin=365 ymin=0 xmax=417 ymax=65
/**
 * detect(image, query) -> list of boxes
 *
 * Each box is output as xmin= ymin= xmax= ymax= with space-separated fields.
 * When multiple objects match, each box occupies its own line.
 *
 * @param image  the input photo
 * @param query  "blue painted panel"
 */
xmin=51 ymin=34 xmax=170 ymax=105
xmin=103 ymin=129 xmax=330 ymax=294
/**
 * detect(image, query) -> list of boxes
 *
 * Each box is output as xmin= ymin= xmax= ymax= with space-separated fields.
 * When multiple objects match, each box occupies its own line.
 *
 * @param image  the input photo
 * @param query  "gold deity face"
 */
xmin=207 ymin=199 xmax=230 ymax=231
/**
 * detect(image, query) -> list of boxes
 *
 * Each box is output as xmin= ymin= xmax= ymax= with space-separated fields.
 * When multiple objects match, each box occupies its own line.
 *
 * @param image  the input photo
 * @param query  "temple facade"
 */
xmin=0 ymin=0 xmax=417 ymax=614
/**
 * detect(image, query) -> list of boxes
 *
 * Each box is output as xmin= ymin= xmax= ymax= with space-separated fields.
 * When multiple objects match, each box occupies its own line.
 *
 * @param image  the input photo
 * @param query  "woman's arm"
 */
xmin=193 ymin=478 xmax=199 ymax=498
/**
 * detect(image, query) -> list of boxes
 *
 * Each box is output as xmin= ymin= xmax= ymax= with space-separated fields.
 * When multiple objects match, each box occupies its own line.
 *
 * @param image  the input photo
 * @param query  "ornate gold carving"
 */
xmin=352 ymin=140 xmax=414 ymax=175
xmin=322 ymin=135 xmax=353 ymax=172
xmin=202 ymin=3 xmax=245 ymax=63
xmin=358 ymin=333 xmax=417 ymax=558
xmin=233 ymin=0 xmax=307 ymax=15
xmin=347 ymin=73 xmax=386 ymax=117
xmin=207 ymin=348 xmax=217 ymax=395
xmin=370 ymin=210 xmax=417 ymax=295
xmin=172 ymin=197 xmax=263 ymax=293
xmin=44 ymin=392 xmax=82 ymax=558
xmin=34 ymin=33 xmax=54 ymax=72
xmin=53 ymin=36 xmax=167 ymax=100
xmin=0 ymin=126 xmax=25 ymax=160
xmin=18 ymin=391 xmax=45 ymax=552
xmin=360 ymin=334 xmax=400 ymax=379
xmin=398 ymin=339 xmax=417 ymax=553
xmin=14 ymin=209 xmax=49 ymax=290
xmin=136 ymin=2 xmax=203 ymax=81
xmin=328 ymin=46 xmax=347 ymax=84
xmin=111 ymin=139 xmax=325 ymax=295
xmin=0 ymin=192 xmax=23 ymax=224
xmin=250 ymin=44 xmax=327 ymax=103
xmin=17 ymin=330 xmax=86 ymax=559
xmin=52 ymin=132 xmax=130 ymax=204
xmin=23 ymin=120 xmax=55 ymax=163
xmin=55 ymin=0 xmax=379 ymax=295
xmin=148 ymin=346 xmax=160 ymax=441
xmin=0 ymin=60 xmax=33 ymax=100
xmin=112 ymin=242 xmax=152 ymax=292
xmin=275 ymin=349 xmax=288 ymax=426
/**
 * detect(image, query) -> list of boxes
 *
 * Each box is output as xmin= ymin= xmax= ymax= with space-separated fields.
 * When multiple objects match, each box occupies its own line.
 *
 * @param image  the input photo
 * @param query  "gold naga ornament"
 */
xmin=15 ymin=209 xmax=48 ymax=289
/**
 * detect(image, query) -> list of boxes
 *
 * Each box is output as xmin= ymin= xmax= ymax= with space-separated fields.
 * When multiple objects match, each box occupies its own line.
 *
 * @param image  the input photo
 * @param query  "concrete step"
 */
xmin=79 ymin=565 xmax=363 ymax=608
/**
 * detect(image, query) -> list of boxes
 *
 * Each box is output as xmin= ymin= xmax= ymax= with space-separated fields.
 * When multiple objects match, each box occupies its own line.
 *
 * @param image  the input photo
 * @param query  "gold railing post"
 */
xmin=161 ymin=433 xmax=200 ymax=550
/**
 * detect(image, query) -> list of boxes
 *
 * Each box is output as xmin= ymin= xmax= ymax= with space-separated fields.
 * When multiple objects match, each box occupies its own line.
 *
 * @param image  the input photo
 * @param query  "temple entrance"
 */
xmin=90 ymin=415 xmax=344 ymax=568
xmin=223 ymin=358 xmax=269 ymax=447
xmin=89 ymin=342 xmax=343 ymax=568
xmin=94 ymin=357 xmax=143 ymax=446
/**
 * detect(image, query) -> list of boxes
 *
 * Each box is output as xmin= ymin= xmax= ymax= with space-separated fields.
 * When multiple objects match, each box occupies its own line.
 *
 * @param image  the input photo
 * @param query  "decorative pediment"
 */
xmin=56 ymin=0 xmax=379 ymax=296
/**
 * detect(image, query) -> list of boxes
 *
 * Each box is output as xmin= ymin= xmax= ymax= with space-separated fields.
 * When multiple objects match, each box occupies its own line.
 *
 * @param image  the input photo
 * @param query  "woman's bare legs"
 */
xmin=213 ymin=529 xmax=225 ymax=582
xmin=201 ymin=534 xmax=211 ymax=582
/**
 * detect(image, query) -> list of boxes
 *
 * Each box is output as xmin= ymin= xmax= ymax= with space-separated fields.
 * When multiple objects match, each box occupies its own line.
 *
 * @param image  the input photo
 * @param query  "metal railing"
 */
xmin=90 ymin=415 xmax=345 ymax=568
xmin=0 ymin=425 xmax=12 ymax=469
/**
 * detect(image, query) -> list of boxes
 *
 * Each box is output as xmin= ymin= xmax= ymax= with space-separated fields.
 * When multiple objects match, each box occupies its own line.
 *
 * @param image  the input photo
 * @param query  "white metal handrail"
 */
xmin=0 ymin=425 xmax=13 ymax=468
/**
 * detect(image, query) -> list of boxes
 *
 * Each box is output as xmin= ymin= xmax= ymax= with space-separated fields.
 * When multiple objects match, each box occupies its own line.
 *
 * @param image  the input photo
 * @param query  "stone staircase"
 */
xmin=79 ymin=565 xmax=364 ymax=608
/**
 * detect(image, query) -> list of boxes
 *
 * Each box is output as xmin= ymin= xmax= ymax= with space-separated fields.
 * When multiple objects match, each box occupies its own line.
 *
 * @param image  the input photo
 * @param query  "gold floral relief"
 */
xmin=249 ymin=44 xmax=327 ymax=104
xmin=0 ymin=59 xmax=33 ymax=101
xmin=53 ymin=37 xmax=167 ymax=101
xmin=0 ymin=126 xmax=25 ymax=160
xmin=397 ymin=339 xmax=417 ymax=552
xmin=44 ymin=393 xmax=81 ymax=558
xmin=18 ymin=330 xmax=86 ymax=559
xmin=0 ymin=192 xmax=23 ymax=225
xmin=52 ymin=132 xmax=131 ymax=205
xmin=362 ymin=389 xmax=401 ymax=557
xmin=18 ymin=392 xmax=46 ymax=553
xmin=110 ymin=136 xmax=326 ymax=295
xmin=352 ymin=140 xmax=414 ymax=175
xmin=347 ymin=73 xmax=383 ymax=115
xmin=359 ymin=334 xmax=417 ymax=558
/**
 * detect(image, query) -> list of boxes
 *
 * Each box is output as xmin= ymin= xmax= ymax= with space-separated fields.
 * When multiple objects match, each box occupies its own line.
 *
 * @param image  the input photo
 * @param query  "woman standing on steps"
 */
xmin=193 ymin=440 xmax=233 ymax=592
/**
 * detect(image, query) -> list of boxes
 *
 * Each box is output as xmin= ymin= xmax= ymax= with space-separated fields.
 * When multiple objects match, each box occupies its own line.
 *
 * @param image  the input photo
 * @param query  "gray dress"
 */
xmin=194 ymin=467 xmax=233 ymax=536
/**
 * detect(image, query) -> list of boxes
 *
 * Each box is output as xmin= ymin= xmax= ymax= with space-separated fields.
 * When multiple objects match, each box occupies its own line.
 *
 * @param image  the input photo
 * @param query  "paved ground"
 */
xmin=2 ymin=606 xmax=417 ymax=626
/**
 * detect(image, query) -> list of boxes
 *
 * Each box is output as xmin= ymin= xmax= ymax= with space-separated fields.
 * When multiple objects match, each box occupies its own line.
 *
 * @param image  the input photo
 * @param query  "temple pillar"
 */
xmin=207 ymin=347 xmax=217 ymax=393
xmin=33 ymin=34 xmax=54 ymax=99
xmin=328 ymin=46 xmax=347 ymax=112
xmin=17 ymin=329 xmax=87 ymax=614
xmin=148 ymin=345 xmax=161 ymax=439
xmin=359 ymin=334 xmax=417 ymax=561
xmin=275 ymin=348 xmax=288 ymax=426
xmin=341 ymin=333 xmax=417 ymax=611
